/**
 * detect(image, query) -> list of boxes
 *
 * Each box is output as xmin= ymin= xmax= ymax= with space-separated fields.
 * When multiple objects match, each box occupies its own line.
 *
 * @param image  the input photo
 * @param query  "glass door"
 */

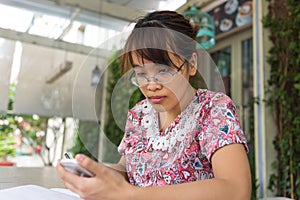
xmin=241 ymin=38 xmax=253 ymax=136
xmin=211 ymin=46 xmax=232 ymax=97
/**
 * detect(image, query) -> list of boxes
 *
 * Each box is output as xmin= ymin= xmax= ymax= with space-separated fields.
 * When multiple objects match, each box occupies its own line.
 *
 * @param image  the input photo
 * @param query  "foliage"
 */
xmin=68 ymin=51 xmax=143 ymax=163
xmin=0 ymin=112 xmax=16 ymax=160
xmin=0 ymin=84 xmax=47 ymax=161
xmin=263 ymin=0 xmax=300 ymax=198
xmin=68 ymin=120 xmax=99 ymax=162
xmin=0 ymin=84 xmax=17 ymax=160
xmin=0 ymin=114 xmax=47 ymax=162
xmin=244 ymin=97 xmax=260 ymax=200
xmin=102 ymin=51 xmax=143 ymax=163
xmin=17 ymin=115 xmax=48 ymax=153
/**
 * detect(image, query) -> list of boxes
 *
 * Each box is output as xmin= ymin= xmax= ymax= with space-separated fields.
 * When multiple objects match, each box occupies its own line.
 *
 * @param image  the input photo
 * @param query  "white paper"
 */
xmin=51 ymin=188 xmax=81 ymax=198
xmin=0 ymin=185 xmax=82 ymax=200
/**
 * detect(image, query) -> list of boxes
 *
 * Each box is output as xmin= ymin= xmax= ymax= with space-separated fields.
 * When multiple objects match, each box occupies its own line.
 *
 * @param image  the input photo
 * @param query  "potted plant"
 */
xmin=0 ymin=82 xmax=47 ymax=166
xmin=0 ymin=113 xmax=16 ymax=166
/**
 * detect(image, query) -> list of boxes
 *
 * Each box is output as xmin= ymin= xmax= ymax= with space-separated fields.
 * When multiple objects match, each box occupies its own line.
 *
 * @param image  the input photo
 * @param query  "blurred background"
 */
xmin=0 ymin=0 xmax=298 ymax=199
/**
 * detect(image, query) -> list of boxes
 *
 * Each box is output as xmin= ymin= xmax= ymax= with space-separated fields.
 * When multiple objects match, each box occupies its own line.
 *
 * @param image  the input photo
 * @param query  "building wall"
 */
xmin=252 ymin=0 xmax=277 ymax=197
xmin=198 ymin=0 xmax=277 ymax=197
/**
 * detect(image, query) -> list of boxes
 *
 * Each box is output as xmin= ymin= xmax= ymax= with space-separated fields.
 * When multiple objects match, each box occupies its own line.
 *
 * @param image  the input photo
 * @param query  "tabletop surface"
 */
xmin=0 ymin=167 xmax=64 ymax=189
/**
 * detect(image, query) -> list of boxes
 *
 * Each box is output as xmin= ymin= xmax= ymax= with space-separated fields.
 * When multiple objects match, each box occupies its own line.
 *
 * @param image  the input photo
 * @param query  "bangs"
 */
xmin=129 ymin=48 xmax=176 ymax=67
xmin=121 ymin=27 xmax=196 ymax=73
xmin=125 ymin=27 xmax=182 ymax=69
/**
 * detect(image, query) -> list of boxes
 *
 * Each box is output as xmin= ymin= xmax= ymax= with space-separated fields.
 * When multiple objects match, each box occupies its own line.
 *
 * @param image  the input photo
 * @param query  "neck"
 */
xmin=159 ymin=86 xmax=196 ymax=131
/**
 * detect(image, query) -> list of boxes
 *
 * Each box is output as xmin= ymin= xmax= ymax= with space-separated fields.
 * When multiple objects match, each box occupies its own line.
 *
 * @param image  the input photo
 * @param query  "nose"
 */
xmin=146 ymin=80 xmax=162 ymax=91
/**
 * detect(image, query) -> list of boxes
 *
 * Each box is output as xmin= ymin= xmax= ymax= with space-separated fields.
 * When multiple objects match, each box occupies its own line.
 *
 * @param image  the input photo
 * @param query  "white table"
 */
xmin=0 ymin=167 xmax=64 ymax=189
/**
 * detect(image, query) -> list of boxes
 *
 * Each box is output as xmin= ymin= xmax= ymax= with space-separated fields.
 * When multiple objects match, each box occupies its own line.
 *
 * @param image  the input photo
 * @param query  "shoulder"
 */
xmin=196 ymin=90 xmax=248 ymax=160
xmin=192 ymin=90 xmax=242 ymax=135
xmin=196 ymin=89 xmax=233 ymax=104
xmin=194 ymin=89 xmax=236 ymax=114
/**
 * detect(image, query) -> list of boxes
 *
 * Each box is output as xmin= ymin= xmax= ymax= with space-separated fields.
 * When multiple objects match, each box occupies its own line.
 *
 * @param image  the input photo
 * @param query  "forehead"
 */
xmin=130 ymin=51 xmax=183 ymax=66
xmin=131 ymin=52 xmax=152 ymax=65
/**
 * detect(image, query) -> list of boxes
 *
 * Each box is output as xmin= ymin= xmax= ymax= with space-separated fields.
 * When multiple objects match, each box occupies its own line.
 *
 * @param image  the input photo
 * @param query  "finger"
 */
xmin=64 ymin=182 xmax=84 ymax=198
xmin=56 ymin=160 xmax=87 ymax=187
xmin=57 ymin=162 xmax=90 ymax=197
xmin=56 ymin=160 xmax=73 ymax=178
xmin=75 ymin=154 xmax=106 ymax=175
xmin=56 ymin=160 xmax=69 ymax=178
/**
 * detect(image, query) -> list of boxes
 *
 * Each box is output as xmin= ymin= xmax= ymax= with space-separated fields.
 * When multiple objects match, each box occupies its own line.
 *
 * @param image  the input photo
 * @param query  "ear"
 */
xmin=188 ymin=52 xmax=198 ymax=76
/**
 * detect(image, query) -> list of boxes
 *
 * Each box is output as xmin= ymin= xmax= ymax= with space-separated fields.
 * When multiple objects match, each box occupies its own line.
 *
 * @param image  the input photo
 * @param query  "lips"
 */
xmin=148 ymin=96 xmax=166 ymax=104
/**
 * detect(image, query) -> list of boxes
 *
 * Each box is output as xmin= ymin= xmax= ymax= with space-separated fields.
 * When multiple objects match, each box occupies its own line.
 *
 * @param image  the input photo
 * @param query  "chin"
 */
xmin=150 ymin=103 xmax=167 ymax=112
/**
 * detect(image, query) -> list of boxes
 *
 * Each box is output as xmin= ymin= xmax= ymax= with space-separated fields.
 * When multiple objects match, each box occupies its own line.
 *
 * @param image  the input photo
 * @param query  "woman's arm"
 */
xmin=106 ymin=156 xmax=129 ymax=181
xmin=56 ymin=154 xmax=131 ymax=200
xmin=128 ymin=143 xmax=251 ymax=200
xmin=57 ymin=143 xmax=251 ymax=200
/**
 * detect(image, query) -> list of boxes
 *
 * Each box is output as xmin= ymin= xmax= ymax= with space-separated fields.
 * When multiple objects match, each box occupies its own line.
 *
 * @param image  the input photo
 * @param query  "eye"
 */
xmin=135 ymin=72 xmax=146 ymax=77
xmin=158 ymin=68 xmax=170 ymax=73
xmin=133 ymin=65 xmax=146 ymax=77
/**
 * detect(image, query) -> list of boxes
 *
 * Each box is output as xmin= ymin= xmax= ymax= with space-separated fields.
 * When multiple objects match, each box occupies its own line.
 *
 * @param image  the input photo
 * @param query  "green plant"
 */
xmin=17 ymin=115 xmax=48 ymax=152
xmin=102 ymin=51 xmax=143 ymax=163
xmin=68 ymin=51 xmax=143 ymax=163
xmin=0 ymin=83 xmax=48 ymax=163
xmin=0 ymin=83 xmax=18 ymax=161
xmin=248 ymin=97 xmax=260 ymax=200
xmin=263 ymin=0 xmax=300 ymax=198
xmin=0 ymin=113 xmax=16 ymax=161
xmin=68 ymin=120 xmax=99 ymax=162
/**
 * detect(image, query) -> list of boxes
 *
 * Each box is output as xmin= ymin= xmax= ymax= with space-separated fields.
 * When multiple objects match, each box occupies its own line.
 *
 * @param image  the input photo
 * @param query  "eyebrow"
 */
xmin=132 ymin=62 xmax=172 ymax=71
xmin=132 ymin=64 xmax=144 ymax=68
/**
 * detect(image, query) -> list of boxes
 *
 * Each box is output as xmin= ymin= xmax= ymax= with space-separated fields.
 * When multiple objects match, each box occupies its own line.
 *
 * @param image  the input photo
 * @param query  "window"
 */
xmin=241 ymin=38 xmax=253 ymax=136
xmin=211 ymin=46 xmax=232 ymax=96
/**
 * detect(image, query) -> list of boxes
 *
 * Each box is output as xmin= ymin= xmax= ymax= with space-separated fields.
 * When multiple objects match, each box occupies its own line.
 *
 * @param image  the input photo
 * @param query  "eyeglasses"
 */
xmin=130 ymin=60 xmax=187 ymax=87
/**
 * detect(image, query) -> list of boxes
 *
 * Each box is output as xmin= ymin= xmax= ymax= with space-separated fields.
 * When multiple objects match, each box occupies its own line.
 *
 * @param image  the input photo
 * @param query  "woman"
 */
xmin=57 ymin=10 xmax=251 ymax=200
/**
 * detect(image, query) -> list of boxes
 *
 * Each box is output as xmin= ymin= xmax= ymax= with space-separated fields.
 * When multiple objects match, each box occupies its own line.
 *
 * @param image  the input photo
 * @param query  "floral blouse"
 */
xmin=118 ymin=89 xmax=248 ymax=187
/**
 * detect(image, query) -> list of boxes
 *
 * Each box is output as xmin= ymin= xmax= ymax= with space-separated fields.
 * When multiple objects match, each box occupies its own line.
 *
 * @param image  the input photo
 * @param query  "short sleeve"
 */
xmin=197 ymin=93 xmax=248 ymax=161
xmin=118 ymin=100 xmax=148 ymax=156
xmin=118 ymin=109 xmax=138 ymax=156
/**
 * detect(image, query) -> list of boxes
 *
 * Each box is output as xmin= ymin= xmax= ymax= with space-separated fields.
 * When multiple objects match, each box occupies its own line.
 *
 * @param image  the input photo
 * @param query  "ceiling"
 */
xmin=0 ymin=0 xmax=216 ymax=119
xmin=0 ymin=0 xmax=185 ymax=30
xmin=0 ymin=0 xmax=215 ymax=54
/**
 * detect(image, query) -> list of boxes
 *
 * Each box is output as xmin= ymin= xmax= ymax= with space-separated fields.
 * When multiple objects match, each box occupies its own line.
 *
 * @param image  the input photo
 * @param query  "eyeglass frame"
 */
xmin=130 ymin=60 xmax=187 ymax=87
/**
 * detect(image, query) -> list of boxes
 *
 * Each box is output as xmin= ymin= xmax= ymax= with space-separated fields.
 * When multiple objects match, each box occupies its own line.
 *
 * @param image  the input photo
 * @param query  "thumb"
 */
xmin=75 ymin=154 xmax=104 ymax=175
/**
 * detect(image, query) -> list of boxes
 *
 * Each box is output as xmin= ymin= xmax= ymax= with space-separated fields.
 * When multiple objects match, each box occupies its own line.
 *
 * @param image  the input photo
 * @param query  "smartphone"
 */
xmin=60 ymin=153 xmax=95 ymax=177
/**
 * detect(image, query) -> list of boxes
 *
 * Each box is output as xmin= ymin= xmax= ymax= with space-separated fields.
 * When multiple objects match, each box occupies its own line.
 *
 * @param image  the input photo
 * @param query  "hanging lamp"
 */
xmin=183 ymin=5 xmax=215 ymax=50
xmin=91 ymin=65 xmax=101 ymax=86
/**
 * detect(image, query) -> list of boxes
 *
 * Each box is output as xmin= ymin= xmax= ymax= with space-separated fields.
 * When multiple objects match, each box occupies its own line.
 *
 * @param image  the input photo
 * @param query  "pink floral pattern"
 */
xmin=118 ymin=89 xmax=248 ymax=187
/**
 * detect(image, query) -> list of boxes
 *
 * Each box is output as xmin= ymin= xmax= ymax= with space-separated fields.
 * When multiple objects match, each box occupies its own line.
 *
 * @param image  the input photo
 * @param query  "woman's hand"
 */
xmin=56 ymin=154 xmax=133 ymax=200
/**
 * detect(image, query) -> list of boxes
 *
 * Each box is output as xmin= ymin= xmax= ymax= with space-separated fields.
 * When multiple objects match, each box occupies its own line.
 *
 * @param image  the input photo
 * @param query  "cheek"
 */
xmin=166 ymin=76 xmax=191 ymax=95
xmin=139 ymin=86 xmax=148 ymax=96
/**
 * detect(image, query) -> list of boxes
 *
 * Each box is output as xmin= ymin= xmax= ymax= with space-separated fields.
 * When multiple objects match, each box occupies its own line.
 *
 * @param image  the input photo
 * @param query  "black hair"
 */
xmin=120 ymin=10 xmax=207 ymax=89
xmin=121 ymin=11 xmax=197 ymax=72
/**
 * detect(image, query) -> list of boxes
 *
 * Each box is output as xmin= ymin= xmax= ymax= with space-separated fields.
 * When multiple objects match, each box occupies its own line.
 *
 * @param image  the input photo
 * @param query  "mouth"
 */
xmin=148 ymin=96 xmax=166 ymax=104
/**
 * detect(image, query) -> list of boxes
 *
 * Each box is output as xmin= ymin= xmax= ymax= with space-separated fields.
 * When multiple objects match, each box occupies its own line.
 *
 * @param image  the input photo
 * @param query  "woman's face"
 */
xmin=131 ymin=52 xmax=196 ymax=115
